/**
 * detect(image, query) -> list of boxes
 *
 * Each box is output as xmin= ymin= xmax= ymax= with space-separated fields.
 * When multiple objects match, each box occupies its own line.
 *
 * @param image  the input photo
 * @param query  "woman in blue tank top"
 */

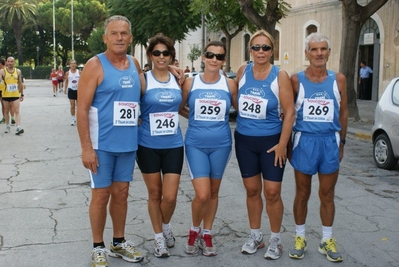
xmin=179 ymin=41 xmax=238 ymax=257
xmin=136 ymin=33 xmax=183 ymax=258
xmin=234 ymin=30 xmax=295 ymax=259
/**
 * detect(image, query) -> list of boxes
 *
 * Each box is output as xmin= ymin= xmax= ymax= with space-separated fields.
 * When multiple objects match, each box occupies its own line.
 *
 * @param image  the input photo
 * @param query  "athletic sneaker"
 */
xmin=289 ymin=236 xmax=307 ymax=259
xmin=71 ymin=119 xmax=76 ymax=126
xmin=184 ymin=229 xmax=200 ymax=255
xmin=199 ymin=234 xmax=218 ymax=256
xmin=163 ymin=227 xmax=176 ymax=248
xmin=91 ymin=246 xmax=109 ymax=267
xmin=264 ymin=237 xmax=283 ymax=259
xmin=154 ymin=236 xmax=170 ymax=258
xmin=318 ymin=238 xmax=343 ymax=262
xmin=108 ymin=240 xmax=143 ymax=263
xmin=15 ymin=127 xmax=24 ymax=135
xmin=4 ymin=125 xmax=11 ymax=133
xmin=241 ymin=232 xmax=265 ymax=254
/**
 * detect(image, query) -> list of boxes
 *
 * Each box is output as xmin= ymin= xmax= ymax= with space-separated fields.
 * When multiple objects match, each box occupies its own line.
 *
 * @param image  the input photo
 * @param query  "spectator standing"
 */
xmin=358 ymin=61 xmax=373 ymax=100
xmin=180 ymin=40 xmax=238 ymax=257
xmin=184 ymin=66 xmax=190 ymax=73
xmin=288 ymin=33 xmax=348 ymax=263
xmin=76 ymin=15 xmax=144 ymax=266
xmin=235 ymin=30 xmax=294 ymax=260
xmin=64 ymin=59 xmax=80 ymax=126
xmin=0 ymin=58 xmax=5 ymax=124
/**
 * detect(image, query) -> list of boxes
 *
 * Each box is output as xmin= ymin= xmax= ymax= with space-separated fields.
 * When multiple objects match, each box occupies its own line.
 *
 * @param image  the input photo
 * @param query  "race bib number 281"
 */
xmin=113 ymin=101 xmax=139 ymax=126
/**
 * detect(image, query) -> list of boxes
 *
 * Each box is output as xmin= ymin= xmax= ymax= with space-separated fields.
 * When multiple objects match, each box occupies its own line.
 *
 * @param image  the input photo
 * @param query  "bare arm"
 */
xmin=337 ymin=72 xmax=348 ymax=161
xmin=17 ymin=69 xmax=24 ymax=101
xmin=64 ymin=71 xmax=69 ymax=93
xmin=267 ymin=70 xmax=295 ymax=167
xmin=77 ymin=56 xmax=102 ymax=173
xmin=178 ymin=77 xmax=192 ymax=119
xmin=227 ymin=78 xmax=238 ymax=111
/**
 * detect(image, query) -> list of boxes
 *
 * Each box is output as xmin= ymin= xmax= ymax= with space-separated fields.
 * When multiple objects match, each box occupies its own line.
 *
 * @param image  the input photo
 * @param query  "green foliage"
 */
xmin=187 ymin=44 xmax=201 ymax=68
xmin=87 ymin=26 xmax=106 ymax=56
xmin=107 ymin=0 xmax=202 ymax=46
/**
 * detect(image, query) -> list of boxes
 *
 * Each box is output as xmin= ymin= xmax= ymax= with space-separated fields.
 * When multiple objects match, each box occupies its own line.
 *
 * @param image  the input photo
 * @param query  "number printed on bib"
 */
xmin=194 ymin=99 xmax=226 ymax=121
xmin=303 ymin=98 xmax=334 ymax=122
xmin=149 ymin=112 xmax=179 ymax=136
xmin=7 ymin=84 xmax=18 ymax=92
xmin=113 ymin=101 xmax=139 ymax=126
xmin=238 ymin=95 xmax=267 ymax=119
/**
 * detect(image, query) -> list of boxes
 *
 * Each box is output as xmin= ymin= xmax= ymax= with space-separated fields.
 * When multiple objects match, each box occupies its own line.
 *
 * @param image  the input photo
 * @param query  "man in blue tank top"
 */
xmin=77 ymin=15 xmax=145 ymax=266
xmin=289 ymin=33 xmax=348 ymax=263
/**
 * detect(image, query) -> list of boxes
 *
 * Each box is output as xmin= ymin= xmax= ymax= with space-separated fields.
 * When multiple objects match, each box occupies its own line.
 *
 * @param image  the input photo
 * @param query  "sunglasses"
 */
xmin=251 ymin=44 xmax=272 ymax=52
xmin=151 ymin=50 xmax=171 ymax=57
xmin=204 ymin=51 xmax=226 ymax=61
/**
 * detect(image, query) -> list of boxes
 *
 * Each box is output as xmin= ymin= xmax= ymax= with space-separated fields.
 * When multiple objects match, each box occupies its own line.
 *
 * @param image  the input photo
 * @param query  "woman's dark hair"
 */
xmin=204 ymin=40 xmax=226 ymax=54
xmin=146 ymin=33 xmax=176 ymax=62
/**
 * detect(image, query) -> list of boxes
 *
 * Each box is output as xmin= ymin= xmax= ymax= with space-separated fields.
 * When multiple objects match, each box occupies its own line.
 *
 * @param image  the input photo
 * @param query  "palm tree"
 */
xmin=0 ymin=0 xmax=37 ymax=65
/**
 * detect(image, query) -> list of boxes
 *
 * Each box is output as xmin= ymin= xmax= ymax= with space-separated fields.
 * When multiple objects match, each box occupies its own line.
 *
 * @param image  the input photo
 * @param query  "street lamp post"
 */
xmin=36 ymin=46 xmax=39 ymax=66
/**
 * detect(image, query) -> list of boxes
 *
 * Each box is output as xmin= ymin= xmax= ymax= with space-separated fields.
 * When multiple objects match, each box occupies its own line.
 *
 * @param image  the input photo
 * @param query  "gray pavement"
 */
xmin=0 ymin=79 xmax=397 ymax=267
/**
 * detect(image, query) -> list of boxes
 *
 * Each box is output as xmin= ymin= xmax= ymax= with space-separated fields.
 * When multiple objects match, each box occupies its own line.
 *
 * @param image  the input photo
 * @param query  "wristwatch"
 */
xmin=340 ymin=139 xmax=346 ymax=145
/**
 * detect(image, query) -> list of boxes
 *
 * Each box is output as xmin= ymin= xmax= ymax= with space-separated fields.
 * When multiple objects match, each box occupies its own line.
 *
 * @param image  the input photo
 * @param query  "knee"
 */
xmin=148 ymin=189 xmax=162 ymax=202
xmin=264 ymin=189 xmax=281 ymax=203
xmin=195 ymin=192 xmax=210 ymax=204
xmin=162 ymin=194 xmax=177 ymax=206
xmin=246 ymin=187 xmax=261 ymax=198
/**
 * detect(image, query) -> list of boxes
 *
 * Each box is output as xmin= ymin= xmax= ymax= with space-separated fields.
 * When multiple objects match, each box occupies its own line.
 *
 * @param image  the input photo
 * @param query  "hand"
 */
xmin=267 ymin=143 xmax=287 ymax=168
xmin=81 ymin=148 xmax=99 ymax=174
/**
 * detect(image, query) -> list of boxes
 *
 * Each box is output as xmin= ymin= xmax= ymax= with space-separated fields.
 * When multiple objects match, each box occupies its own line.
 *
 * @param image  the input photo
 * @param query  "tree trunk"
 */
xmin=12 ymin=20 xmax=24 ymax=66
xmin=339 ymin=0 xmax=389 ymax=121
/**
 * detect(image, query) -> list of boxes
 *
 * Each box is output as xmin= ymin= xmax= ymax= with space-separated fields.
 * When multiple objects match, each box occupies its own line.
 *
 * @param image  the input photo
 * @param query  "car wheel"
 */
xmin=373 ymin=133 xmax=398 ymax=170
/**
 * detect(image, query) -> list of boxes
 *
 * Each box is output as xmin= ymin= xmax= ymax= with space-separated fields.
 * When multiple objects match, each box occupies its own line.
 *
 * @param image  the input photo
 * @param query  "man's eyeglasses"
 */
xmin=151 ymin=50 xmax=171 ymax=57
xmin=204 ymin=51 xmax=226 ymax=61
xmin=251 ymin=44 xmax=272 ymax=52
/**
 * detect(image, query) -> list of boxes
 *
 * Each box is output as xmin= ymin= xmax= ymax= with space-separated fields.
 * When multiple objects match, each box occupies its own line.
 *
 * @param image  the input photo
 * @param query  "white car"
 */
xmin=371 ymin=77 xmax=399 ymax=169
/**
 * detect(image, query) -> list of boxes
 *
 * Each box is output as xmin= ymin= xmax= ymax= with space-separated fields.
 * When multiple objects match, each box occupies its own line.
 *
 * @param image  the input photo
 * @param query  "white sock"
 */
xmin=270 ymin=231 xmax=281 ymax=241
xmin=154 ymin=232 xmax=164 ymax=239
xmin=250 ymin=228 xmax=261 ymax=239
xmin=295 ymin=224 xmax=306 ymax=237
xmin=190 ymin=226 xmax=200 ymax=233
xmin=162 ymin=223 xmax=170 ymax=231
xmin=322 ymin=226 xmax=333 ymax=241
xmin=202 ymin=229 xmax=211 ymax=236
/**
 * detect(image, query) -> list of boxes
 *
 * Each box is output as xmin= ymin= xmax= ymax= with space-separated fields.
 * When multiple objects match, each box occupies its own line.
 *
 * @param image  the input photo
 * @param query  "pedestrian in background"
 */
xmin=180 ymin=40 xmax=238 ymax=257
xmin=136 ymin=33 xmax=183 ymax=258
xmin=358 ymin=61 xmax=373 ymax=100
xmin=0 ymin=57 xmax=24 ymax=135
xmin=50 ymin=68 xmax=58 ymax=97
xmin=289 ymin=32 xmax=348 ymax=263
xmin=57 ymin=66 xmax=64 ymax=92
xmin=0 ymin=58 xmax=5 ymax=124
xmin=77 ymin=15 xmax=144 ymax=267
xmin=64 ymin=59 xmax=80 ymax=126
xmin=234 ymin=30 xmax=294 ymax=260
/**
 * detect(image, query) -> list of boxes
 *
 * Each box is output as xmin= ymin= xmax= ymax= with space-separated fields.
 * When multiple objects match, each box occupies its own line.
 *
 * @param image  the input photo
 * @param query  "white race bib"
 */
xmin=238 ymin=95 xmax=267 ymax=120
xmin=113 ymin=101 xmax=139 ymax=126
xmin=149 ymin=112 xmax=179 ymax=136
xmin=7 ymin=84 xmax=18 ymax=92
xmin=303 ymin=98 xmax=334 ymax=122
xmin=194 ymin=99 xmax=226 ymax=121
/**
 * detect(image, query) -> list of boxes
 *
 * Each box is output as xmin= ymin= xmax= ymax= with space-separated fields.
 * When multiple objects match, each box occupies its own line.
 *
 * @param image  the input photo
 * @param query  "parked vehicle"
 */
xmin=371 ymin=77 xmax=399 ymax=170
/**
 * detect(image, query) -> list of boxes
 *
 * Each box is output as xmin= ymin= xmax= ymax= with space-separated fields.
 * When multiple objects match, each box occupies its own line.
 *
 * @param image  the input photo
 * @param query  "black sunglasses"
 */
xmin=151 ymin=50 xmax=171 ymax=57
xmin=204 ymin=51 xmax=226 ymax=61
xmin=251 ymin=44 xmax=272 ymax=52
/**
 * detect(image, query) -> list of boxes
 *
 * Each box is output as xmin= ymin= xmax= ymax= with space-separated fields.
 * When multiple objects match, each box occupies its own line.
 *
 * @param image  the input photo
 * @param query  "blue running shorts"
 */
xmin=290 ymin=132 xmax=340 ymax=175
xmin=89 ymin=150 xmax=136 ymax=188
xmin=234 ymin=131 xmax=285 ymax=181
xmin=185 ymin=145 xmax=231 ymax=179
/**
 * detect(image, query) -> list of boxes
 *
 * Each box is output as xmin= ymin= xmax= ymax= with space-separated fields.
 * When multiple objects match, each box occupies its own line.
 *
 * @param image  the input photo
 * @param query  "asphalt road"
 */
xmin=0 ymin=79 xmax=397 ymax=267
